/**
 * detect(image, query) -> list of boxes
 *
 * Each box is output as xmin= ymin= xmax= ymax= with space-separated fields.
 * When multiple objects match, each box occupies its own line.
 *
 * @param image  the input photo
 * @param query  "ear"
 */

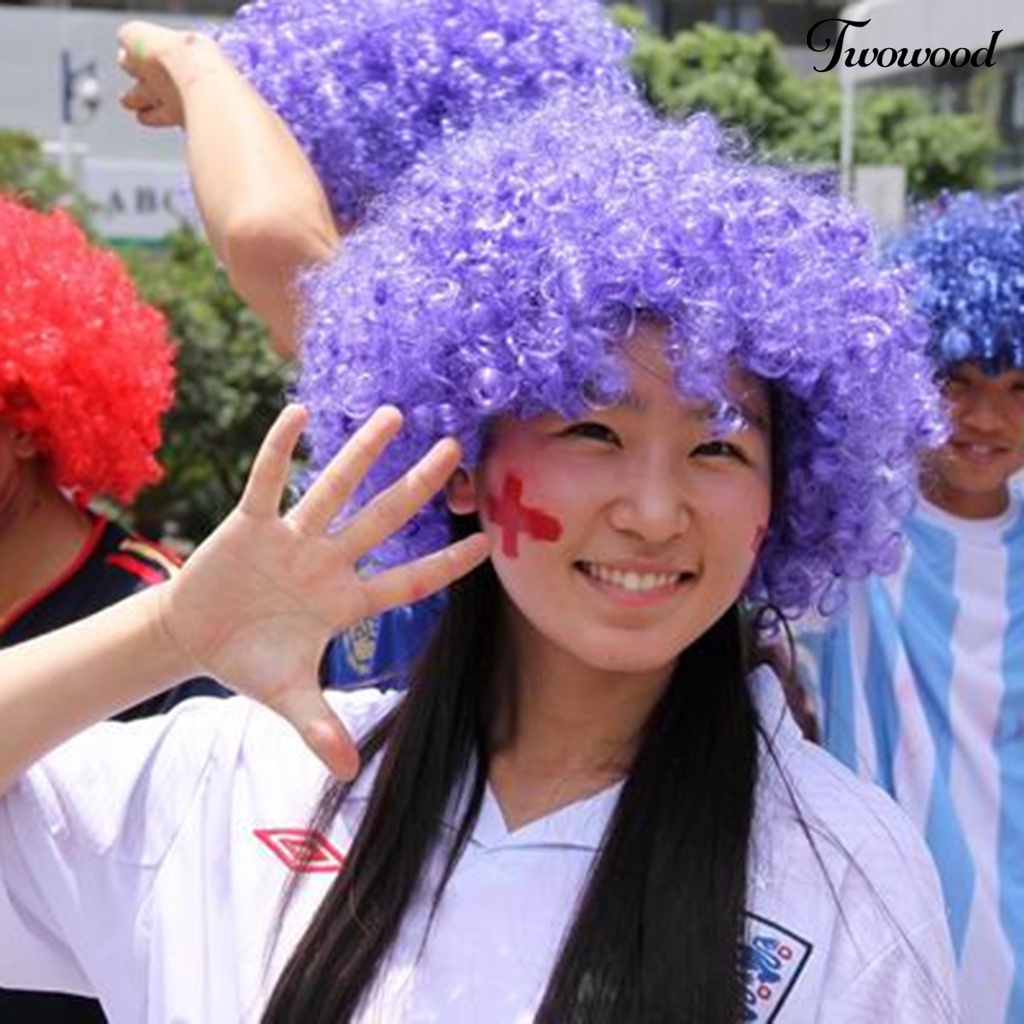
xmin=6 ymin=426 xmax=39 ymax=460
xmin=445 ymin=466 xmax=479 ymax=516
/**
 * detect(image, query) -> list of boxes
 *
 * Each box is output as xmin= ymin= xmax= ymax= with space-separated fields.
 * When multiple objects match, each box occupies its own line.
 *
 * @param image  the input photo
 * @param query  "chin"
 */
xmin=568 ymin=638 xmax=683 ymax=676
xmin=943 ymin=456 xmax=1018 ymax=493
xmin=944 ymin=476 xmax=1009 ymax=505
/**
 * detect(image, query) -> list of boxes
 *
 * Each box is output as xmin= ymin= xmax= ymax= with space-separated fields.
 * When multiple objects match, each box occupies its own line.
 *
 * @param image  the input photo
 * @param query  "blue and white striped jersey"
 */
xmin=797 ymin=493 xmax=1024 ymax=1024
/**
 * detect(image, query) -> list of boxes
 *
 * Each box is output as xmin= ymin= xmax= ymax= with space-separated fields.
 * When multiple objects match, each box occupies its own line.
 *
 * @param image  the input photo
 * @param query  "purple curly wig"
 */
xmin=891 ymin=191 xmax=1024 ymax=375
xmin=297 ymin=95 xmax=945 ymax=618
xmin=215 ymin=0 xmax=634 ymax=223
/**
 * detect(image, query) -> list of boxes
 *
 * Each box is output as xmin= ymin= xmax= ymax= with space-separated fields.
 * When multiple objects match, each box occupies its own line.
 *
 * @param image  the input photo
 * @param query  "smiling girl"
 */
xmin=0 ymin=55 xmax=958 ymax=1024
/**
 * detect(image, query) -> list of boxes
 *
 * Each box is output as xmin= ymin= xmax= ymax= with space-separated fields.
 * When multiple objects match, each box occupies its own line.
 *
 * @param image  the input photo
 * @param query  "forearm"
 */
xmin=174 ymin=35 xmax=341 ymax=356
xmin=0 ymin=586 xmax=196 ymax=793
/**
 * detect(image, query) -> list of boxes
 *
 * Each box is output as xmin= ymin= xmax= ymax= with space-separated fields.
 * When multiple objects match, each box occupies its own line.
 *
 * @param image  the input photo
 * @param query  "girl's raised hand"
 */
xmin=158 ymin=405 xmax=490 ymax=778
xmin=117 ymin=21 xmax=224 ymax=128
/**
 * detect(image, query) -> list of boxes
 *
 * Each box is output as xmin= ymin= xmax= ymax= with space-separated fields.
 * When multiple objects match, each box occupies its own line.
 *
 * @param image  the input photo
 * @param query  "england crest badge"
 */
xmin=739 ymin=913 xmax=813 ymax=1021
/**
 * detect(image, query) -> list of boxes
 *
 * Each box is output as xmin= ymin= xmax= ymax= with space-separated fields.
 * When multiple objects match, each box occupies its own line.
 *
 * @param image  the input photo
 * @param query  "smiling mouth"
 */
xmin=951 ymin=441 xmax=1010 ymax=458
xmin=576 ymin=561 xmax=693 ymax=594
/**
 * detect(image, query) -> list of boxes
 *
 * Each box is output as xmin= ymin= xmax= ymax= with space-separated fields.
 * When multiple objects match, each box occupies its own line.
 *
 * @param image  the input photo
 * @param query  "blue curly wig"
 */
xmin=297 ymin=95 xmax=945 ymax=618
xmin=214 ymin=0 xmax=634 ymax=223
xmin=891 ymin=191 xmax=1024 ymax=375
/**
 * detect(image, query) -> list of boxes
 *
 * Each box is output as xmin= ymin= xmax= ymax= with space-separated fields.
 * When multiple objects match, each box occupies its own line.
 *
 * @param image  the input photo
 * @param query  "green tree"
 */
xmin=611 ymin=11 xmax=998 ymax=197
xmin=0 ymin=128 xmax=93 ymax=222
xmin=856 ymin=91 xmax=997 ymax=195
xmin=0 ymin=129 xmax=290 ymax=546
xmin=122 ymin=228 xmax=292 ymax=546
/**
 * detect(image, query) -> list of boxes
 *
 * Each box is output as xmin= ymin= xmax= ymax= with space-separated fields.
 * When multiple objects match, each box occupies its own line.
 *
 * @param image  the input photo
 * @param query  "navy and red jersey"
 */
xmin=1 ymin=515 xmax=226 ymax=721
xmin=0 ymin=514 xmax=227 ymax=1023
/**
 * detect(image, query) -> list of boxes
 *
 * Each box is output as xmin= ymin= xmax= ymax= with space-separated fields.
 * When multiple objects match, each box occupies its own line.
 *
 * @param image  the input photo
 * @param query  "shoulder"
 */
xmin=771 ymin=729 xmax=933 ymax=877
xmin=791 ymin=750 xmax=956 ymax=1016
xmin=94 ymin=520 xmax=182 ymax=589
xmin=1007 ymin=487 xmax=1024 ymax=539
xmin=65 ymin=518 xmax=184 ymax=612
xmin=754 ymin=664 xmax=935 ymax=877
xmin=13 ymin=695 xmax=254 ymax=863
xmin=750 ymin=668 xmax=956 ymax=1017
xmin=11 ymin=688 xmax=402 ymax=867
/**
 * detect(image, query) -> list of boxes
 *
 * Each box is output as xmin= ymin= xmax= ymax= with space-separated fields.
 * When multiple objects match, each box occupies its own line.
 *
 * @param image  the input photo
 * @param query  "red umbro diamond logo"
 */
xmin=253 ymin=828 xmax=346 ymax=873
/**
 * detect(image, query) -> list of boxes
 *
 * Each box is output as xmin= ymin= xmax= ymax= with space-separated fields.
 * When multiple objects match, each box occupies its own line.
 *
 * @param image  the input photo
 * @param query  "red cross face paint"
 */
xmin=485 ymin=473 xmax=563 ymax=558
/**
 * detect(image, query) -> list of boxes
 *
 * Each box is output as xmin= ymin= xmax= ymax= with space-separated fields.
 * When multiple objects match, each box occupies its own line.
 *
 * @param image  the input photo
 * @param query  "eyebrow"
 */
xmin=616 ymin=390 xmax=770 ymax=433
xmin=618 ymin=390 xmax=646 ymax=413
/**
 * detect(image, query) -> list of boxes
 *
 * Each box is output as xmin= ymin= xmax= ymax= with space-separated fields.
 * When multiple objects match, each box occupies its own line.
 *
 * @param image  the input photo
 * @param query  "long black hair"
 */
xmin=262 ymin=514 xmax=759 ymax=1023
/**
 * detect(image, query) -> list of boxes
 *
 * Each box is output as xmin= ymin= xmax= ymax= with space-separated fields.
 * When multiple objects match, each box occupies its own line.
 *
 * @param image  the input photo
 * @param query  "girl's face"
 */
xmin=452 ymin=321 xmax=772 ymax=679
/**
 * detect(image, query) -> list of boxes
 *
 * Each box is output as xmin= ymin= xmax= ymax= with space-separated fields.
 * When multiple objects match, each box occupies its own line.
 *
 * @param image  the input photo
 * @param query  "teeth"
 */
xmin=582 ymin=563 xmax=681 ymax=592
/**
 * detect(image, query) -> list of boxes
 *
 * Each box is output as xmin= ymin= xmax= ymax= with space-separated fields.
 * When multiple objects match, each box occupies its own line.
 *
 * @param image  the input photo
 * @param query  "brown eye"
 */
xmin=693 ymin=439 xmax=747 ymax=462
xmin=562 ymin=422 xmax=621 ymax=446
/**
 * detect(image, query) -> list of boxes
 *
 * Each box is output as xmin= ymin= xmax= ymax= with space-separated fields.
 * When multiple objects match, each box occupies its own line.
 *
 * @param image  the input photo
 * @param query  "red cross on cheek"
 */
xmin=485 ymin=473 xmax=563 ymax=558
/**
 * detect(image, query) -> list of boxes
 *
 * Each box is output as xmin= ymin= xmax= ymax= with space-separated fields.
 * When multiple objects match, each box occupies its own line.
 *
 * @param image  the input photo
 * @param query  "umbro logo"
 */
xmin=253 ymin=828 xmax=346 ymax=873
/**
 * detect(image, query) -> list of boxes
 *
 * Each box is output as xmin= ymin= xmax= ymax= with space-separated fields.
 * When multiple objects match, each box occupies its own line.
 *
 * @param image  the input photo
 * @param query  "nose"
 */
xmin=608 ymin=454 xmax=691 ymax=544
xmin=956 ymin=389 xmax=1006 ymax=433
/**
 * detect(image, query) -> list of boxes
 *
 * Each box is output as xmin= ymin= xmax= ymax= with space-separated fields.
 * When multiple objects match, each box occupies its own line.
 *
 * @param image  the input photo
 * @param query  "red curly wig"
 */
xmin=0 ymin=195 xmax=175 ymax=503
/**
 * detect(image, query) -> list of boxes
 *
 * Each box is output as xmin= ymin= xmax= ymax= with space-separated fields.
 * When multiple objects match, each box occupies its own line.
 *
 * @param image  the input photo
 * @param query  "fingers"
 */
xmin=116 ymin=21 xmax=155 ymax=76
xmin=117 ymin=36 xmax=160 ymax=122
xmin=335 ymin=437 xmax=464 ymax=558
xmin=116 ymin=21 xmax=179 ymax=69
xmin=116 ymin=20 xmax=149 ymax=50
xmin=120 ymin=85 xmax=177 ymax=128
xmin=272 ymin=688 xmax=360 ymax=780
xmin=360 ymin=532 xmax=491 ymax=613
xmin=238 ymin=404 xmax=309 ymax=519
xmin=120 ymin=84 xmax=154 ymax=112
xmin=136 ymin=106 xmax=179 ymax=129
xmin=116 ymin=21 xmax=196 ymax=128
xmin=287 ymin=406 xmax=404 ymax=535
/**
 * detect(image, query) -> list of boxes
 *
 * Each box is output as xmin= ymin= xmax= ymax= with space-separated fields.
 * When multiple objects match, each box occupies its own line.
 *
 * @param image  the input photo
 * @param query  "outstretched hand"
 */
xmin=157 ymin=405 xmax=490 ymax=778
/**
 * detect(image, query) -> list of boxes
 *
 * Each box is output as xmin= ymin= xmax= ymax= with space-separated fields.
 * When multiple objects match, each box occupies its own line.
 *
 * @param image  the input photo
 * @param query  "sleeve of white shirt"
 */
xmin=0 ymin=695 xmax=244 ymax=997
xmin=816 ymin=781 xmax=960 ymax=1022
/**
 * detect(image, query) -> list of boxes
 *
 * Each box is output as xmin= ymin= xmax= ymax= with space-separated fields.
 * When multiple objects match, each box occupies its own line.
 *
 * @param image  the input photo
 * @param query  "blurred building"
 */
xmin=629 ymin=0 xmax=843 ymax=72
xmin=2 ymin=0 xmax=236 ymax=11
xmin=629 ymin=0 xmax=1024 ymax=191
xmin=2 ymin=0 xmax=1020 ymax=242
xmin=827 ymin=1 xmax=1024 ymax=192
xmin=0 ymin=2 xmax=229 ymax=239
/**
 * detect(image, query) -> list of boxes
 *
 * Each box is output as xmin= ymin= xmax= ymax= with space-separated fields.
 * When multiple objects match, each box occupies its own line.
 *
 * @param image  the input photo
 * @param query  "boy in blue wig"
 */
xmin=798 ymin=191 xmax=1024 ymax=1024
